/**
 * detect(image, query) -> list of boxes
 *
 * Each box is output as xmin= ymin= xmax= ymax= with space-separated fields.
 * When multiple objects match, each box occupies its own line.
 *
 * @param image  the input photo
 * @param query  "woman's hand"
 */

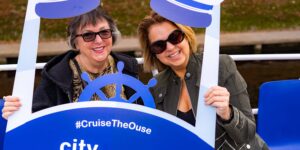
xmin=204 ymin=86 xmax=231 ymax=121
xmin=2 ymin=96 xmax=22 ymax=120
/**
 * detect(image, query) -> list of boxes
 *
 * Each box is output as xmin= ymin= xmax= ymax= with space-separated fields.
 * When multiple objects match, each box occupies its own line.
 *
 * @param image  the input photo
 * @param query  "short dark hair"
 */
xmin=67 ymin=7 xmax=119 ymax=49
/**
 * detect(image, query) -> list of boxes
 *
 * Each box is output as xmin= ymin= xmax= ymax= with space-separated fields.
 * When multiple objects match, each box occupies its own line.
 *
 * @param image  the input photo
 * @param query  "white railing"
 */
xmin=1 ymin=54 xmax=300 ymax=71
xmin=1 ymin=53 xmax=300 ymax=115
xmin=230 ymin=54 xmax=300 ymax=61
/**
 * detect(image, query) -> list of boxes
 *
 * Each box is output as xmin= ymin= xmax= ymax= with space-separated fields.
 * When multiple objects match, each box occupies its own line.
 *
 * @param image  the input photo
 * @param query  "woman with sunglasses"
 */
xmin=2 ymin=7 xmax=138 ymax=118
xmin=138 ymin=12 xmax=268 ymax=149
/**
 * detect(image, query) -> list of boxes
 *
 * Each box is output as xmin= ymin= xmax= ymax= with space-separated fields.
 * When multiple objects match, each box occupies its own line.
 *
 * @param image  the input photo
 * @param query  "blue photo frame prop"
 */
xmin=4 ymin=0 xmax=223 ymax=149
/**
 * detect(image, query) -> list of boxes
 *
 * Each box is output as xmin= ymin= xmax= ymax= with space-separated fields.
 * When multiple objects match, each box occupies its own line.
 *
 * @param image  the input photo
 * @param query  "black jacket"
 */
xmin=32 ymin=50 xmax=138 ymax=112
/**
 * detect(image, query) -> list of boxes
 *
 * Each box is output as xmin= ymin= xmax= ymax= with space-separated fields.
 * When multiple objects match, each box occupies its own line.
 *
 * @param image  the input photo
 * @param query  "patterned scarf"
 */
xmin=69 ymin=55 xmax=127 ymax=102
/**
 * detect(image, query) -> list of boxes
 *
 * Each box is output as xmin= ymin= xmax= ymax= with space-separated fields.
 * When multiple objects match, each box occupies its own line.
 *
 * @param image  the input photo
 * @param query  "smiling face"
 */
xmin=75 ymin=19 xmax=113 ymax=65
xmin=148 ymin=22 xmax=190 ymax=73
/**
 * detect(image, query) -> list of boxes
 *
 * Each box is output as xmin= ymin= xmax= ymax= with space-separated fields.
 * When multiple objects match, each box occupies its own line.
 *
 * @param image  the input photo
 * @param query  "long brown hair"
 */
xmin=138 ymin=12 xmax=197 ymax=72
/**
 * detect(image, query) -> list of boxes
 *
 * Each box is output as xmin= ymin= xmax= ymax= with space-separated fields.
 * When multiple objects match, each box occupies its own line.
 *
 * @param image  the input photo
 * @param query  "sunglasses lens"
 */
xmin=150 ymin=41 xmax=166 ymax=54
xmin=82 ymin=32 xmax=96 ymax=42
xmin=169 ymin=30 xmax=184 ymax=45
xmin=99 ymin=29 xmax=112 ymax=39
xmin=80 ymin=29 xmax=112 ymax=42
xmin=150 ymin=29 xmax=185 ymax=54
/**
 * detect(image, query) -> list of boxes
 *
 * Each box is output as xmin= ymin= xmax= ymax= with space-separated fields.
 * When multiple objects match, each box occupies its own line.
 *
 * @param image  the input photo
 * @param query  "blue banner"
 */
xmin=4 ymin=102 xmax=212 ymax=150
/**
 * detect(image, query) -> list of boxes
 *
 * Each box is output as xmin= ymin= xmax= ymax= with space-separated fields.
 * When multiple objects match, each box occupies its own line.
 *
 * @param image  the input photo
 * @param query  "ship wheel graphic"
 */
xmin=78 ymin=61 xmax=157 ymax=108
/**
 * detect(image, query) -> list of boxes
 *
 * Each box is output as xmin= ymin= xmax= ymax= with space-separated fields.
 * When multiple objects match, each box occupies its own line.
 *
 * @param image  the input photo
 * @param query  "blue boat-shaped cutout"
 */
xmin=150 ymin=0 xmax=223 ymax=28
xmin=35 ymin=0 xmax=100 ymax=19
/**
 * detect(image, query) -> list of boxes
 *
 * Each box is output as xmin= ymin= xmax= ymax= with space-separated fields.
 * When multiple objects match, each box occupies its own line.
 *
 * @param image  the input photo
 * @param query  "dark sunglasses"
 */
xmin=150 ymin=29 xmax=185 ymax=54
xmin=75 ymin=29 xmax=113 ymax=42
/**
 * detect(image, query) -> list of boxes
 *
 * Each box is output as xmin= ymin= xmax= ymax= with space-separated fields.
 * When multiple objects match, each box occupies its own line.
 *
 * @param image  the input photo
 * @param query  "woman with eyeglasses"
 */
xmin=138 ymin=12 xmax=268 ymax=150
xmin=2 ymin=7 xmax=138 ymax=118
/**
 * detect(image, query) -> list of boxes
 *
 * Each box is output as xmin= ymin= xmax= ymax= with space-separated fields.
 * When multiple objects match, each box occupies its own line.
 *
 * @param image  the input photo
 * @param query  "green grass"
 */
xmin=221 ymin=0 xmax=300 ymax=32
xmin=0 ymin=0 xmax=299 ymax=41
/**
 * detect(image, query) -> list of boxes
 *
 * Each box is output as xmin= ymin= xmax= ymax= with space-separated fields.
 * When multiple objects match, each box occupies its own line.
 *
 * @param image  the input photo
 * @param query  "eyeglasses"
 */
xmin=150 ymin=29 xmax=185 ymax=54
xmin=75 ymin=29 xmax=113 ymax=42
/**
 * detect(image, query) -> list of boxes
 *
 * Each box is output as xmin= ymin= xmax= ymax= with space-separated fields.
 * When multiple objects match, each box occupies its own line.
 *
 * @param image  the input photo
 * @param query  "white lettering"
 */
xmin=128 ymin=122 xmax=136 ymax=130
xmin=72 ymin=139 xmax=77 ymax=150
xmin=146 ymin=128 xmax=152 ymax=134
xmin=60 ymin=139 xmax=99 ymax=150
xmin=76 ymin=119 xmax=152 ymax=135
xmin=87 ymin=144 xmax=99 ymax=150
xmin=81 ymin=120 xmax=88 ymax=128
xmin=60 ymin=142 xmax=71 ymax=150
xmin=78 ymin=140 xmax=86 ymax=150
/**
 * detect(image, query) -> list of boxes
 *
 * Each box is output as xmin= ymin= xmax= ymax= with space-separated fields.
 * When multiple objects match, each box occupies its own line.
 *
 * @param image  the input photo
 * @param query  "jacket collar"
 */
xmin=185 ymin=53 xmax=203 ymax=87
xmin=42 ymin=50 xmax=77 ymax=92
xmin=42 ymin=50 xmax=139 ymax=96
xmin=153 ymin=53 xmax=203 ymax=115
xmin=154 ymin=53 xmax=203 ymax=89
